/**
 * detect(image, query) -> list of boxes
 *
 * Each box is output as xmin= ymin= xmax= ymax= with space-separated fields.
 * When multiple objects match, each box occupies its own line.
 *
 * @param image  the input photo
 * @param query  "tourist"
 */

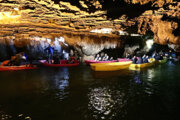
xmin=45 ymin=44 xmax=54 ymax=63
xmin=102 ymin=54 xmax=109 ymax=61
xmin=159 ymin=54 xmax=164 ymax=60
xmin=53 ymin=55 xmax=60 ymax=64
xmin=143 ymin=56 xmax=149 ymax=63
xmin=109 ymin=57 xmax=114 ymax=61
xmin=95 ymin=54 xmax=101 ymax=61
xmin=126 ymin=53 xmax=132 ymax=59
xmin=7 ymin=52 xmax=27 ymax=66
xmin=67 ymin=56 xmax=74 ymax=64
xmin=136 ymin=56 xmax=143 ymax=64
xmin=152 ymin=51 xmax=157 ymax=58
xmin=132 ymin=56 xmax=137 ymax=64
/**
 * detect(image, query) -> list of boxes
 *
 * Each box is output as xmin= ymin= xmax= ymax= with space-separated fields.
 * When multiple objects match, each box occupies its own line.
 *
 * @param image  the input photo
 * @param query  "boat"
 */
xmin=0 ymin=65 xmax=37 ymax=71
xmin=156 ymin=58 xmax=167 ymax=64
xmin=90 ymin=61 xmax=132 ymax=71
xmin=129 ymin=58 xmax=155 ymax=70
xmin=40 ymin=60 xmax=79 ymax=67
xmin=0 ymin=60 xmax=37 ymax=71
xmin=85 ymin=60 xmax=117 ymax=65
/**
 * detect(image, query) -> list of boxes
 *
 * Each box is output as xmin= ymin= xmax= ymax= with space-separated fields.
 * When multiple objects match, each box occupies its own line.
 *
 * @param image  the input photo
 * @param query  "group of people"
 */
xmin=4 ymin=52 xmax=27 ymax=66
xmin=94 ymin=53 xmax=113 ymax=61
xmin=131 ymin=55 xmax=151 ymax=64
xmin=126 ymin=50 xmax=178 ymax=64
xmin=45 ymin=45 xmax=79 ymax=64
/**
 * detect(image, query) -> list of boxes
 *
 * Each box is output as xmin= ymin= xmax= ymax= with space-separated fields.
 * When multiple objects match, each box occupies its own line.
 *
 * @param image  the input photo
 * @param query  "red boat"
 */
xmin=40 ymin=60 xmax=79 ymax=67
xmin=85 ymin=60 xmax=117 ymax=65
xmin=0 ymin=65 xmax=37 ymax=71
xmin=0 ymin=60 xmax=37 ymax=71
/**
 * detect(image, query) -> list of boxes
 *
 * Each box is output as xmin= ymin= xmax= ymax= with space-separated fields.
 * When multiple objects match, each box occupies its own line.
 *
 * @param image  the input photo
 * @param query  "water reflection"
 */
xmin=131 ymin=69 xmax=155 ymax=96
xmin=45 ymin=67 xmax=70 ymax=100
xmin=88 ymin=87 xmax=115 ymax=119
xmin=92 ymin=70 xmax=131 ymax=79
xmin=88 ymin=87 xmax=127 ymax=120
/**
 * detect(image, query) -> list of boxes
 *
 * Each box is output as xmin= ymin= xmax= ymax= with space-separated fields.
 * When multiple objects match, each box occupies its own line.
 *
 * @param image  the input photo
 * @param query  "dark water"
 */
xmin=0 ymin=62 xmax=180 ymax=120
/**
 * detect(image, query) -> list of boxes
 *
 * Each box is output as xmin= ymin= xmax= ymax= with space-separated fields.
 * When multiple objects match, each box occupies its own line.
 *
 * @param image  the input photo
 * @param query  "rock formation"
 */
xmin=0 ymin=0 xmax=179 ymax=60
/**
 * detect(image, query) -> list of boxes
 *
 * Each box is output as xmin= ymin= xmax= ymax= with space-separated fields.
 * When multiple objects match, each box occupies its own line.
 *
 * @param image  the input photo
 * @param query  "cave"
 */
xmin=0 ymin=1 xmax=180 ymax=120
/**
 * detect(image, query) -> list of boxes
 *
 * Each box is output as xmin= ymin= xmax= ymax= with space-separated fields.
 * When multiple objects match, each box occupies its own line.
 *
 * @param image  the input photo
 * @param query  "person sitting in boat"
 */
xmin=94 ymin=54 xmax=102 ymax=61
xmin=132 ymin=56 xmax=137 ymax=64
xmin=53 ymin=55 xmax=60 ymax=64
xmin=159 ymin=54 xmax=164 ymax=60
xmin=7 ymin=52 xmax=27 ymax=66
xmin=67 ymin=56 xmax=74 ymax=64
xmin=143 ymin=56 xmax=149 ymax=63
xmin=152 ymin=51 xmax=157 ymax=58
xmin=109 ymin=57 xmax=114 ymax=61
xmin=136 ymin=56 xmax=143 ymax=64
xmin=102 ymin=54 xmax=109 ymax=61
xmin=155 ymin=53 xmax=160 ymax=60
xmin=126 ymin=53 xmax=132 ymax=59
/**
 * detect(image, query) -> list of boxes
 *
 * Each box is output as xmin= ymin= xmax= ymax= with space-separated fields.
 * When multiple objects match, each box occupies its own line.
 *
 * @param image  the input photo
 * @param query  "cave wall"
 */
xmin=0 ymin=0 xmax=179 ymax=60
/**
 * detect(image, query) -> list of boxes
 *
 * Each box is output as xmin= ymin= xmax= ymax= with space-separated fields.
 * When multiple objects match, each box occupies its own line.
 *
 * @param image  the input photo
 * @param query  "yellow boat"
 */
xmin=90 ymin=61 xmax=132 ymax=71
xmin=129 ymin=58 xmax=155 ymax=70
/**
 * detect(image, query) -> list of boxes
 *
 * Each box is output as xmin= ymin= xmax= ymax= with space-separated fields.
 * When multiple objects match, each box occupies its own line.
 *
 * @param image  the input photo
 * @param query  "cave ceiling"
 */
xmin=0 ymin=0 xmax=180 ymax=46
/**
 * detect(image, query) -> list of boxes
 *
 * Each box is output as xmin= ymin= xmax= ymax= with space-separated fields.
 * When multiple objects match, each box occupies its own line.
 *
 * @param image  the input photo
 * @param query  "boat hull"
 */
xmin=129 ymin=58 xmax=155 ymax=70
xmin=90 ymin=61 xmax=132 ymax=71
xmin=85 ymin=60 xmax=117 ymax=65
xmin=0 ymin=65 xmax=37 ymax=71
xmin=41 ymin=60 xmax=79 ymax=67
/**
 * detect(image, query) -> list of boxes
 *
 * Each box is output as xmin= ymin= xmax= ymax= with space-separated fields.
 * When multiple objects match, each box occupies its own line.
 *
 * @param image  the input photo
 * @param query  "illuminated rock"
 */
xmin=0 ymin=0 xmax=179 ymax=59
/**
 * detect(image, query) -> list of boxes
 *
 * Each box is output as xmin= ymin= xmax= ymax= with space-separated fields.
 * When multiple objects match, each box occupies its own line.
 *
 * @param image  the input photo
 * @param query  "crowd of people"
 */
xmin=45 ymin=45 xmax=80 ymax=64
xmin=2 ymin=44 xmax=179 ymax=66
xmin=126 ymin=50 xmax=178 ymax=64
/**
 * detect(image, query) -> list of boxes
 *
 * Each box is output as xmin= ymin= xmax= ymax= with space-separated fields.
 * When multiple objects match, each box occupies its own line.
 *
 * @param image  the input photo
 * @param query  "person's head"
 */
xmin=20 ymin=52 xmax=25 ymax=56
xmin=96 ymin=54 xmax=99 ymax=57
xmin=105 ymin=53 xmax=107 ymax=56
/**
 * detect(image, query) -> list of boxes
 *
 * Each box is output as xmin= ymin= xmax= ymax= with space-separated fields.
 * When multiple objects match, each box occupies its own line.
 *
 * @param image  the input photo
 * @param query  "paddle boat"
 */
xmin=129 ymin=58 xmax=155 ymax=70
xmin=90 ymin=61 xmax=132 ymax=71
xmin=40 ymin=60 xmax=79 ymax=67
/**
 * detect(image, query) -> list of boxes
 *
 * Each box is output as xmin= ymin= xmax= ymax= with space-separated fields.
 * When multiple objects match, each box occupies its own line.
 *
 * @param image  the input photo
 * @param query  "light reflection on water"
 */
xmin=0 ymin=63 xmax=179 ymax=120
xmin=88 ymin=87 xmax=115 ymax=119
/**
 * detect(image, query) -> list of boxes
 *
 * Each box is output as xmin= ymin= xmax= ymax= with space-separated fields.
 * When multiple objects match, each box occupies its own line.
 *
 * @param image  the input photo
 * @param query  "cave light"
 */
xmin=14 ymin=8 xmax=19 ymax=11
xmin=58 ymin=37 xmax=68 ymax=46
xmin=90 ymin=28 xmax=113 ymax=34
xmin=130 ymin=33 xmax=142 ymax=37
xmin=146 ymin=39 xmax=154 ymax=49
xmin=119 ymin=30 xmax=129 ymax=35
xmin=0 ymin=10 xmax=20 ymax=21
